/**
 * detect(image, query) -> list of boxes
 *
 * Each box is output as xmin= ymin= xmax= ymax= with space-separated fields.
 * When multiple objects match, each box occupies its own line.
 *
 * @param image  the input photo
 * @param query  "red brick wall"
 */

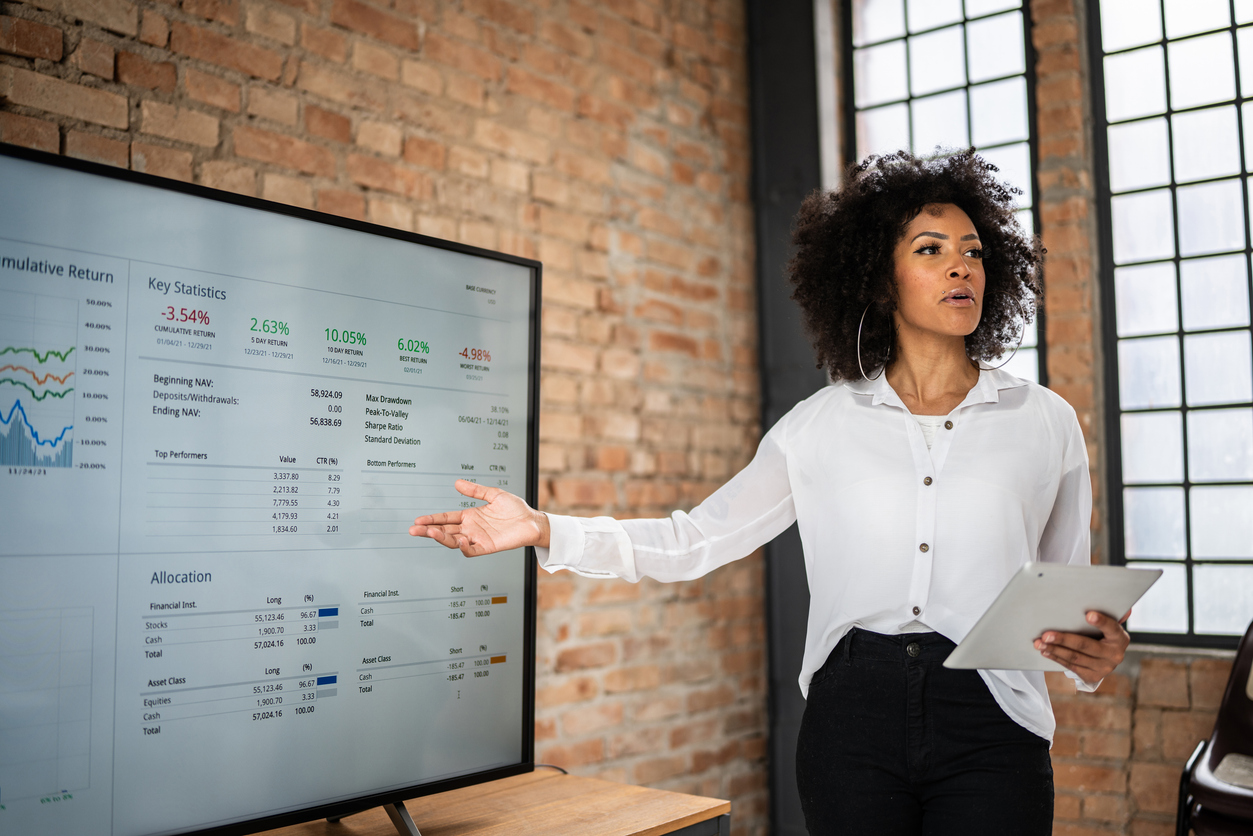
xmin=0 ymin=1 xmax=767 ymax=832
xmin=1049 ymin=653 xmax=1235 ymax=835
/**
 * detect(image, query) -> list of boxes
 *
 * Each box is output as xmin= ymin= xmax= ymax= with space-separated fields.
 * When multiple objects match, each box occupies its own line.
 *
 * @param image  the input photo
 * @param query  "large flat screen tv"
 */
xmin=0 ymin=143 xmax=539 ymax=836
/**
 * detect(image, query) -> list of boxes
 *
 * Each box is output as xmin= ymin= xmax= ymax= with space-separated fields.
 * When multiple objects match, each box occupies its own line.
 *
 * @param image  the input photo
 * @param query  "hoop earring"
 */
xmin=981 ymin=299 xmax=1029 ymax=371
xmin=857 ymin=304 xmax=887 ymax=381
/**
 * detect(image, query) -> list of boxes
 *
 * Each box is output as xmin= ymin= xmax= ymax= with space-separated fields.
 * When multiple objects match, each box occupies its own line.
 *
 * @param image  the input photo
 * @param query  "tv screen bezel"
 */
xmin=0 ymin=141 xmax=540 ymax=836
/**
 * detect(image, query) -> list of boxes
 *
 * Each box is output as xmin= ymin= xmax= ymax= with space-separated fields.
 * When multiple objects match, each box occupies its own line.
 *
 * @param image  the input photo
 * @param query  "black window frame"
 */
xmin=1088 ymin=0 xmax=1253 ymax=650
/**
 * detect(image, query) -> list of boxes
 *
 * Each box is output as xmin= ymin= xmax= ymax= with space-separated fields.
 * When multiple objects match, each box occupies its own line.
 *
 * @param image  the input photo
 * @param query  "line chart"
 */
xmin=0 ymin=400 xmax=73 ymax=466
xmin=0 ymin=345 xmax=75 ymax=363
xmin=0 ymin=378 xmax=74 ymax=401
xmin=0 ymin=364 xmax=75 ymax=386
xmin=0 ymin=290 xmax=77 ymax=468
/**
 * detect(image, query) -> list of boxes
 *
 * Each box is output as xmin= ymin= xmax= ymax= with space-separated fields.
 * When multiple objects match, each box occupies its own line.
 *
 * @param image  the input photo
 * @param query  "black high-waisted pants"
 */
xmin=795 ymin=628 xmax=1053 ymax=836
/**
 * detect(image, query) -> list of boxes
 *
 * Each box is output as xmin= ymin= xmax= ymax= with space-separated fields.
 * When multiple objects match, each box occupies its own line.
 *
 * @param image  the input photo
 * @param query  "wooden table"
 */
xmin=262 ymin=771 xmax=731 ymax=836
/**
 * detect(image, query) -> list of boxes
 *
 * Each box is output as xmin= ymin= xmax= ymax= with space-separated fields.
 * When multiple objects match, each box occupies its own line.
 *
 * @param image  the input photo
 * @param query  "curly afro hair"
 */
xmin=787 ymin=149 xmax=1044 ymax=382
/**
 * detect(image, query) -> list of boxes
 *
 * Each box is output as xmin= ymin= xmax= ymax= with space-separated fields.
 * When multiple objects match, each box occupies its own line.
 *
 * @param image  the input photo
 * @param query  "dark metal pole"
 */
xmin=746 ymin=1 xmax=829 ymax=832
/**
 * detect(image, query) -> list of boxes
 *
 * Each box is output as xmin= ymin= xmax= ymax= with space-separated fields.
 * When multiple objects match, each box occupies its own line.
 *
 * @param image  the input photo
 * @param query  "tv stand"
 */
xmin=383 ymin=801 xmax=421 ymax=836
xmin=326 ymin=800 xmax=421 ymax=835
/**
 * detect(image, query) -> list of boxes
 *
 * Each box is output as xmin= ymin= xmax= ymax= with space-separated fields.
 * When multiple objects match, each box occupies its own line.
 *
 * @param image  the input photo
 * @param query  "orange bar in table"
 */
xmin=490 ymin=655 xmax=507 ymax=664
xmin=491 ymin=596 xmax=507 ymax=604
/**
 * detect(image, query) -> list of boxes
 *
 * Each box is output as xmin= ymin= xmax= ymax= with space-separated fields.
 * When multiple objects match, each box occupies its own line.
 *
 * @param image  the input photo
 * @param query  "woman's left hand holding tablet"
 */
xmin=1034 ymin=609 xmax=1132 ymax=686
xmin=410 ymin=478 xmax=550 ymax=557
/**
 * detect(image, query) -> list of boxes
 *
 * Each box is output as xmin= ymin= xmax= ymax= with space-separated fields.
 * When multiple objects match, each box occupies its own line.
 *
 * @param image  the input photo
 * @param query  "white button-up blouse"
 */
xmin=535 ymin=368 xmax=1098 ymax=742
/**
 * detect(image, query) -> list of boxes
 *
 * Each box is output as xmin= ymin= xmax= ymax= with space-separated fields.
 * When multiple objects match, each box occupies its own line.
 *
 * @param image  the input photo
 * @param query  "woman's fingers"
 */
xmin=454 ymin=478 xmax=501 ymax=503
xmin=408 ymin=483 xmax=545 ymax=556
xmin=411 ymin=510 xmax=464 ymax=528
xmin=1034 ymin=610 xmax=1131 ymax=684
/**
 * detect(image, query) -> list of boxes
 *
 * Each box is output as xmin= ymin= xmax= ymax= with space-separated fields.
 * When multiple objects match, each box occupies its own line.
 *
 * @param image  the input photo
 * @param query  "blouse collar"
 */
xmin=842 ymin=366 xmax=1029 ymax=409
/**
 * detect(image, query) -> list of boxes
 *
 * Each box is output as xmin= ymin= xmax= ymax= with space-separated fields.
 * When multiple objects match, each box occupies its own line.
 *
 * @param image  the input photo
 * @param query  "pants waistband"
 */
xmin=829 ymin=627 xmax=957 ymax=667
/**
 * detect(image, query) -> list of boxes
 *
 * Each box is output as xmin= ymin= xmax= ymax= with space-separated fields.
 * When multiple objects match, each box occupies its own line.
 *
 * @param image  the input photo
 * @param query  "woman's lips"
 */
xmin=942 ymin=295 xmax=975 ymax=307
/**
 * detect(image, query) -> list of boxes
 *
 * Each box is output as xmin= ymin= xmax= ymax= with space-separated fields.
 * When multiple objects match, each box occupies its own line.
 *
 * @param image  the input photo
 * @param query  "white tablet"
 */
xmin=943 ymin=563 xmax=1162 ymax=671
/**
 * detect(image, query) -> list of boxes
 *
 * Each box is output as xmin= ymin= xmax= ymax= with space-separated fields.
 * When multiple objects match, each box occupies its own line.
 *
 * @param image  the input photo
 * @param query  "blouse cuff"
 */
xmin=1067 ymin=669 xmax=1103 ymax=693
xmin=534 ymin=514 xmax=628 ymax=579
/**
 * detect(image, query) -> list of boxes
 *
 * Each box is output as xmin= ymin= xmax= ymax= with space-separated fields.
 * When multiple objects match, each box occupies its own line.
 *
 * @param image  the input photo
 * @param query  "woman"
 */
xmin=409 ymin=150 xmax=1130 ymax=835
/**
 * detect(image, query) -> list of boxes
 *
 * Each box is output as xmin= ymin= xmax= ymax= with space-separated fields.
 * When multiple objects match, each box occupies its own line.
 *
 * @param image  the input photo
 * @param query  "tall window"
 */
xmin=843 ymin=0 xmax=1043 ymax=383
xmin=1093 ymin=0 xmax=1253 ymax=646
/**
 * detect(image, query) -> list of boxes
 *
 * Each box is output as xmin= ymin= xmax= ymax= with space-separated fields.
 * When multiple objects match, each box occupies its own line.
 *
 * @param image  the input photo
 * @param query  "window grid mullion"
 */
xmin=1155 ymin=0 xmax=1198 ymax=638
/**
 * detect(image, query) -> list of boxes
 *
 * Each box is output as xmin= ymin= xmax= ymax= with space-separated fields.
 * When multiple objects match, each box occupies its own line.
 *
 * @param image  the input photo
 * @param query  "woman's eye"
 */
xmin=965 ymin=248 xmax=983 ymax=258
xmin=915 ymin=245 xmax=940 ymax=255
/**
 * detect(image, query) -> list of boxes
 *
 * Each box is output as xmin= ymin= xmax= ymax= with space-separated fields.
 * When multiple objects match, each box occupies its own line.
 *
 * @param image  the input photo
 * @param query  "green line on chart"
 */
xmin=0 ymin=378 xmax=75 ymax=401
xmin=0 ymin=345 xmax=76 ymax=364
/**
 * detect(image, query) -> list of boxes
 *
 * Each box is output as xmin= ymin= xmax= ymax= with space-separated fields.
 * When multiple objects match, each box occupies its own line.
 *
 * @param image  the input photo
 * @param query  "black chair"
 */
xmin=1176 ymin=619 xmax=1253 ymax=836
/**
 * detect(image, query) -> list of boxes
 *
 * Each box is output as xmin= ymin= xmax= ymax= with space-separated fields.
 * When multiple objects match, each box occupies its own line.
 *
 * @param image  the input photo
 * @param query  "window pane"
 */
xmin=1163 ymin=0 xmax=1230 ymax=39
xmin=999 ymin=345 xmax=1037 ymax=381
xmin=908 ymin=0 xmax=963 ymax=32
xmin=1111 ymin=190 xmax=1175 ymax=264
xmin=854 ymin=0 xmax=906 ymax=46
xmin=909 ymin=26 xmax=967 ymax=95
xmin=967 ymin=12 xmax=1025 ymax=82
xmin=1194 ymin=565 xmax=1253 ymax=634
xmin=1187 ymin=408 xmax=1253 ymax=481
xmin=1014 ymin=208 xmax=1035 ymax=239
xmin=1125 ymin=562 xmax=1188 ymax=632
xmin=1240 ymin=0 xmax=1253 ymax=24
xmin=1181 ymin=255 xmax=1252 ymax=331
xmin=1168 ymin=33 xmax=1236 ymax=110
xmin=1238 ymin=28 xmax=1253 ymax=97
xmin=1108 ymin=118 xmax=1171 ymax=192
xmin=980 ymin=142 xmax=1031 ymax=207
xmin=1191 ymin=486 xmax=1253 ymax=558
xmin=969 ymin=77 xmax=1028 ymax=146
xmin=1124 ymin=486 xmax=1187 ymax=557
xmin=1184 ymin=331 xmax=1253 ymax=406
xmin=1119 ymin=335 xmax=1182 ymax=409
xmin=1105 ymin=47 xmax=1167 ymax=122
xmin=911 ymin=90 xmax=969 ymax=152
xmin=1172 ymin=106 xmax=1241 ymax=183
xmin=1121 ymin=411 xmax=1184 ymax=483
xmin=855 ymin=41 xmax=909 ymax=107
xmin=857 ymin=102 xmax=907 ymax=158
xmin=1100 ymin=0 xmax=1163 ymax=52
xmin=1021 ymin=308 xmax=1037 ymax=348
xmin=857 ymin=103 xmax=911 ymax=157
xmin=1115 ymin=262 xmax=1178 ymax=337
xmin=966 ymin=0 xmax=1020 ymax=16
xmin=1242 ymin=103 xmax=1253 ymax=172
xmin=1178 ymin=180 xmax=1245 ymax=257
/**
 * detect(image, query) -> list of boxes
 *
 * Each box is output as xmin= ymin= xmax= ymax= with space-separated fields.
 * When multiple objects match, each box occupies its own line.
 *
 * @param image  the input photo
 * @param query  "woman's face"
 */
xmin=891 ymin=202 xmax=986 ymax=339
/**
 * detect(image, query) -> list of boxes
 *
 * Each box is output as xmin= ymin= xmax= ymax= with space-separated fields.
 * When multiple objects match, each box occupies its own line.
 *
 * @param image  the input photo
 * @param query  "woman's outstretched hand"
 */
xmin=409 ymin=479 xmax=550 ymax=557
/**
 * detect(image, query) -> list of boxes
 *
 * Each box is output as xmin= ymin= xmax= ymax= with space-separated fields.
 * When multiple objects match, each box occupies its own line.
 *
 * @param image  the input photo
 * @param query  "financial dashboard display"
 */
xmin=0 ymin=147 xmax=538 ymax=836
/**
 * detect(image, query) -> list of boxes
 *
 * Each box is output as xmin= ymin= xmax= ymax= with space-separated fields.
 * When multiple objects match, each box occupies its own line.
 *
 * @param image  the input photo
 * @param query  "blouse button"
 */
xmin=923 ymin=476 xmax=932 ymax=486
xmin=919 ymin=543 xmax=929 ymax=552
xmin=944 ymin=420 xmax=953 ymax=430
xmin=912 ymin=606 xmax=921 ymax=616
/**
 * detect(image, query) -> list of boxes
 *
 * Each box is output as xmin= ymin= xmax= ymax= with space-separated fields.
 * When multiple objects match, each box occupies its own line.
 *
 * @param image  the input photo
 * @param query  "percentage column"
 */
xmin=397 ymin=338 xmax=430 ymax=353
xmin=163 ymin=307 xmax=211 ymax=324
xmin=326 ymin=329 xmax=366 ymax=346
xmin=250 ymin=318 xmax=290 ymax=335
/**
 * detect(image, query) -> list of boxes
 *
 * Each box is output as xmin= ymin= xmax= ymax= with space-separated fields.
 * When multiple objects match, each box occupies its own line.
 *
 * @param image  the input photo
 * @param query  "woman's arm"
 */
xmin=1033 ymin=405 xmax=1130 ymax=687
xmin=411 ymin=419 xmax=798 ymax=583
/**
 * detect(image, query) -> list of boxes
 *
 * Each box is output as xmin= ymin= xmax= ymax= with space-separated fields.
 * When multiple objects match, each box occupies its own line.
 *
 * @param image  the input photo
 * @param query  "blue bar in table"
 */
xmin=318 ymin=607 xmax=338 ymax=617
xmin=316 ymin=675 xmax=337 ymax=685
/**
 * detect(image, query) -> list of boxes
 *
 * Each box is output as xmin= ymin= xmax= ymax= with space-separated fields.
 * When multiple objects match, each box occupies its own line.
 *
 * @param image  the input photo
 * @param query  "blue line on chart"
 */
xmin=1 ymin=400 xmax=73 ymax=447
